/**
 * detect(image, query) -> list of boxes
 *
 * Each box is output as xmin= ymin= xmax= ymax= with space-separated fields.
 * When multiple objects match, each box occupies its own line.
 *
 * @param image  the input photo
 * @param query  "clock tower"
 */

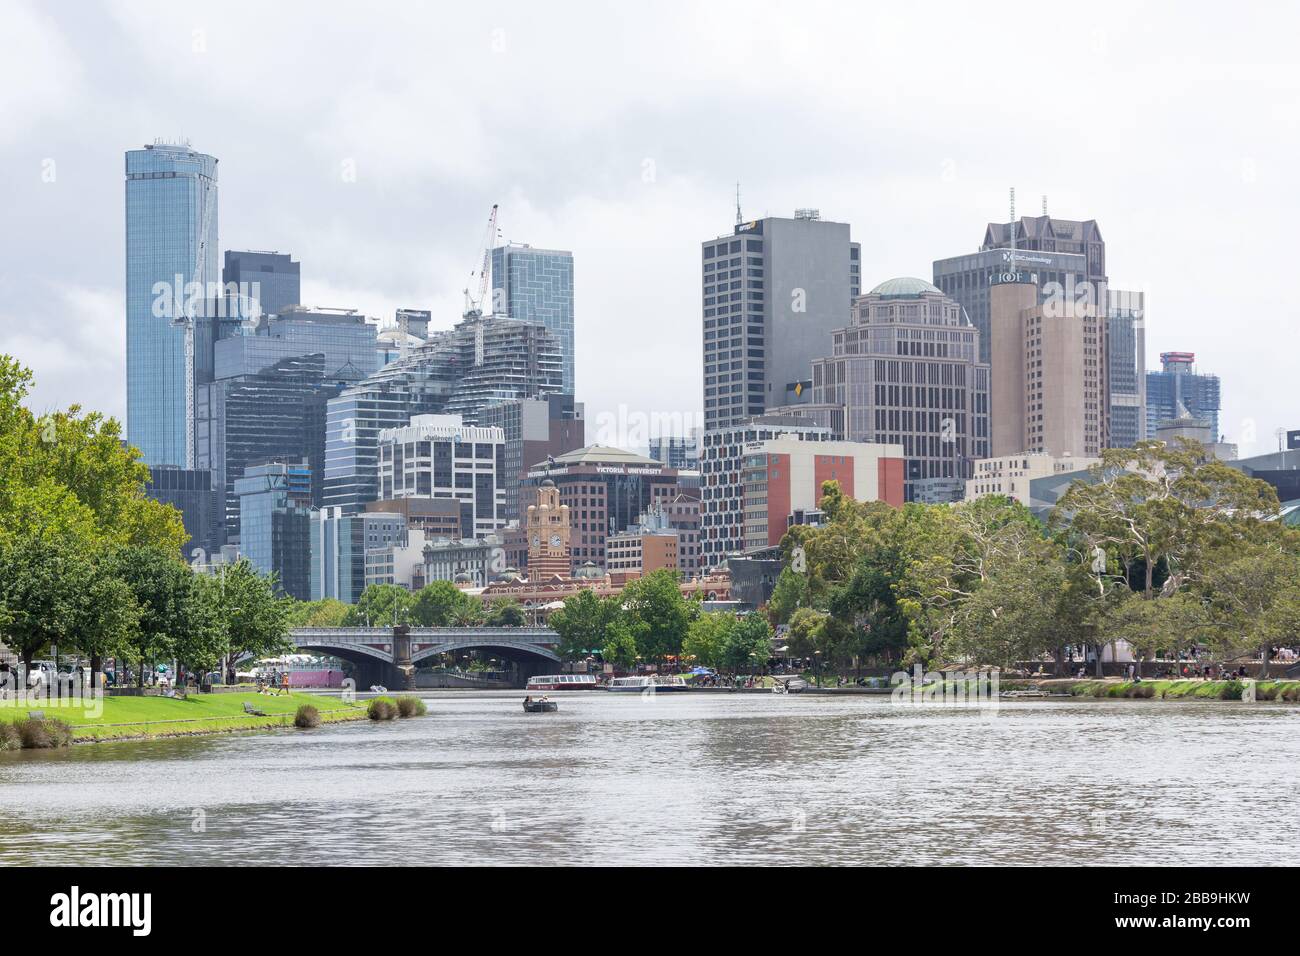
xmin=526 ymin=479 xmax=571 ymax=580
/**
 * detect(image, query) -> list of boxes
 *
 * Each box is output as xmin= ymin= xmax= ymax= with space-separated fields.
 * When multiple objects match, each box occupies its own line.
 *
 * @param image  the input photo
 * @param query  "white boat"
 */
xmin=526 ymin=674 xmax=600 ymax=691
xmin=607 ymin=675 xmax=690 ymax=693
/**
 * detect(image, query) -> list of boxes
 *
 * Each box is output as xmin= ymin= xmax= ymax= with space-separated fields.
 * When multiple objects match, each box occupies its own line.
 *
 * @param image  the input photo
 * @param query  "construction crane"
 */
xmin=462 ymin=203 xmax=500 ymax=318
xmin=172 ymin=173 xmax=217 ymax=468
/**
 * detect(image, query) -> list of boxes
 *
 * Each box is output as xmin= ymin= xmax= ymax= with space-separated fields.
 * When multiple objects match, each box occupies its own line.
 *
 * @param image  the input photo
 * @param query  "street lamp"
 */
xmin=814 ymin=650 xmax=822 ymax=688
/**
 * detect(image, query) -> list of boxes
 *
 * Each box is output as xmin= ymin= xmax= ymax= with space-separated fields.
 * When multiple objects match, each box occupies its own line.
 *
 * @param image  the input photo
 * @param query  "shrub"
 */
xmin=1218 ymin=680 xmax=1245 ymax=700
xmin=293 ymin=704 xmax=321 ymax=728
xmin=367 ymin=697 xmax=398 ymax=721
xmin=395 ymin=695 xmax=426 ymax=718
xmin=1281 ymin=684 xmax=1300 ymax=702
xmin=15 ymin=717 xmax=73 ymax=749
xmin=0 ymin=722 xmax=20 ymax=751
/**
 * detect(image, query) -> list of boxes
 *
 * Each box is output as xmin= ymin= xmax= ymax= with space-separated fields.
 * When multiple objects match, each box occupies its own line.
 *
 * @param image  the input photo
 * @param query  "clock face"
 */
xmin=531 ymin=535 xmax=540 ymax=548
xmin=550 ymin=533 xmax=562 ymax=548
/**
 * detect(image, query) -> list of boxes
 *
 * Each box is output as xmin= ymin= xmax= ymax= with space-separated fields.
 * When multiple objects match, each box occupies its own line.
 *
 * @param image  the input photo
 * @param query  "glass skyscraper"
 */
xmin=491 ymin=243 xmax=575 ymax=393
xmin=234 ymin=460 xmax=312 ymax=599
xmin=125 ymin=143 xmax=219 ymax=467
xmin=221 ymin=250 xmax=301 ymax=322
xmin=1146 ymin=352 xmax=1221 ymax=440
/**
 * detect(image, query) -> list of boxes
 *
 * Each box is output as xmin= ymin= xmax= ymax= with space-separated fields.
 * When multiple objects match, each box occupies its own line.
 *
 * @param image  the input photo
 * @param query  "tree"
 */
xmin=109 ymin=546 xmax=196 ymax=685
xmin=621 ymin=569 xmax=696 ymax=664
xmin=288 ymin=598 xmax=350 ymax=628
xmin=485 ymin=597 xmax=526 ymax=627
xmin=785 ymin=607 xmax=828 ymax=660
xmin=721 ymin=615 xmax=772 ymax=674
xmin=412 ymin=580 xmax=478 ymax=627
xmin=549 ymin=589 xmax=619 ymax=661
xmin=682 ymin=612 xmax=734 ymax=670
xmin=345 ymin=584 xmax=415 ymax=626
xmin=0 ymin=528 xmax=90 ymax=673
xmin=173 ymin=574 xmax=229 ymax=680
xmin=1102 ymin=589 xmax=1212 ymax=677
xmin=601 ymin=619 xmax=641 ymax=671
xmin=1199 ymin=545 xmax=1300 ymax=676
xmin=70 ymin=560 xmax=141 ymax=686
xmin=211 ymin=560 xmax=293 ymax=682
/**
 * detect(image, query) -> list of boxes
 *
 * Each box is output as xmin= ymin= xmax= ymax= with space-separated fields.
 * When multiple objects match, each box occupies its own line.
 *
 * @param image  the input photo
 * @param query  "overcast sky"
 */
xmin=3 ymin=0 xmax=1297 ymax=455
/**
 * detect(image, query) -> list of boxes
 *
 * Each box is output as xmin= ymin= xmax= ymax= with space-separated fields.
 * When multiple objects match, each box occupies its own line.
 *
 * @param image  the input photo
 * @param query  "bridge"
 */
xmin=288 ymin=626 xmax=561 ymax=688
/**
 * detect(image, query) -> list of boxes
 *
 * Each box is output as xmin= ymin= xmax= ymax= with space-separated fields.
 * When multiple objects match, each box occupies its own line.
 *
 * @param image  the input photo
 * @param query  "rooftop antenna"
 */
xmin=1042 ymin=194 xmax=1048 ymax=216
xmin=735 ymin=182 xmax=742 ymax=226
xmin=1009 ymin=186 xmax=1016 ymax=258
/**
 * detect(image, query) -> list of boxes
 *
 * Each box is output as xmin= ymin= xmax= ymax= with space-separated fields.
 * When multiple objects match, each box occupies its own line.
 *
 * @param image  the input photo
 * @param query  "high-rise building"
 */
xmin=966 ymin=452 xmax=1101 ymax=505
xmin=125 ymin=142 xmax=219 ymax=467
xmin=702 ymin=210 xmax=860 ymax=431
xmin=310 ymin=507 xmax=407 ymax=603
xmin=376 ymin=414 xmax=507 ymax=537
xmin=649 ymin=434 xmax=700 ymax=470
xmin=197 ymin=352 xmax=364 ymax=543
xmin=988 ymin=275 xmax=1107 ymax=458
xmin=520 ymin=446 xmax=685 ymax=570
xmin=1146 ymin=352 xmax=1221 ymax=440
xmin=221 ymin=250 xmax=301 ymax=323
xmin=740 ymin=438 xmax=904 ymax=549
xmin=1107 ymin=289 xmax=1146 ymax=448
xmin=933 ymin=215 xmax=1107 ymax=365
xmin=143 ymin=466 xmax=222 ymax=559
xmin=810 ymin=277 xmax=991 ymax=502
xmin=214 ymin=308 xmax=379 ymax=382
xmin=234 ymin=460 xmax=312 ymax=599
xmin=322 ymin=312 xmax=562 ymax=514
xmin=492 ymin=243 xmax=575 ymax=393
xmin=700 ymin=413 xmax=833 ymax=564
xmin=478 ymin=393 xmax=585 ymax=523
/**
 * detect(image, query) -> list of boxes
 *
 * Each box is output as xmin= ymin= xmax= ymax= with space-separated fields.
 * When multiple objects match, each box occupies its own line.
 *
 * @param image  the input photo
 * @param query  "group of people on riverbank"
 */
xmin=256 ymin=672 xmax=291 ymax=695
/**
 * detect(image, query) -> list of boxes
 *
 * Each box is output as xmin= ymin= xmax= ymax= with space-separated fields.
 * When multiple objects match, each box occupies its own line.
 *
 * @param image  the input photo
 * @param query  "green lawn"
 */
xmin=0 ymin=690 xmax=368 ymax=741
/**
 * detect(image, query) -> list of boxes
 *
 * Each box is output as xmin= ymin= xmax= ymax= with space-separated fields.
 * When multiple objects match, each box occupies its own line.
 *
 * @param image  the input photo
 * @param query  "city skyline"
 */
xmin=2 ymin=2 xmax=1296 ymax=457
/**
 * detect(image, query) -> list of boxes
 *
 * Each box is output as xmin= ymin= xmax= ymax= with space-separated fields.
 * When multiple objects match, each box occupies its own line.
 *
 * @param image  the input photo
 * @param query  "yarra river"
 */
xmin=0 ymin=692 xmax=1296 ymax=866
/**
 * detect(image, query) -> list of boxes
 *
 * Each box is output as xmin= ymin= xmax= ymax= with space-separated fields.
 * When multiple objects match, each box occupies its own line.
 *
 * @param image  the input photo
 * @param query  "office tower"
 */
xmin=933 ymin=215 xmax=1106 ymax=366
xmin=988 ymin=275 xmax=1106 ymax=458
xmin=143 ymin=466 xmax=222 ymax=559
xmin=234 ymin=460 xmax=312 ymax=599
xmin=809 ymin=277 xmax=990 ymax=502
xmin=492 ymin=243 xmax=575 ymax=394
xmin=607 ymin=517 xmax=680 ymax=577
xmin=1107 ymin=289 xmax=1146 ymax=448
xmin=649 ymin=434 xmax=700 ymax=470
xmin=659 ymin=494 xmax=703 ymax=579
xmin=322 ymin=312 xmax=563 ymax=513
xmin=478 ymin=393 xmax=585 ymax=523
xmin=700 ymin=413 xmax=833 ymax=564
xmin=221 ymin=250 xmax=301 ymax=324
xmin=1146 ymin=352 xmax=1222 ymax=440
xmin=197 ymin=353 xmax=363 ymax=543
xmin=376 ymin=414 xmax=507 ymax=537
xmin=702 ymin=210 xmax=861 ymax=431
xmin=310 ymin=507 xmax=407 ymax=603
xmin=519 ymin=446 xmax=685 ymax=569
xmin=125 ymin=142 xmax=219 ymax=466
xmin=214 ymin=308 xmax=380 ymax=382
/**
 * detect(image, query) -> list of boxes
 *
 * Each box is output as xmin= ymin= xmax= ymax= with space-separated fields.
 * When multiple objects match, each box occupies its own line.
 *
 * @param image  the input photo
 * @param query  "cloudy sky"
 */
xmin=2 ymin=0 xmax=1297 ymax=455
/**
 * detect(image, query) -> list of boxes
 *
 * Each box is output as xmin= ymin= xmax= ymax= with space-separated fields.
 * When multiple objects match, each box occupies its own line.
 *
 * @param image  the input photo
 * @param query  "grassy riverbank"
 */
xmin=0 ymin=691 xmax=368 ymax=742
xmin=1010 ymin=678 xmax=1300 ymax=701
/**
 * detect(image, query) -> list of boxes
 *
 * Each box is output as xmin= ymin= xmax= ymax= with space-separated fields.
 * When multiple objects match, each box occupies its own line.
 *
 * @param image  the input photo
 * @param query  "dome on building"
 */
xmin=541 ymin=478 xmax=556 ymax=488
xmin=572 ymin=560 xmax=603 ymax=580
xmin=868 ymin=276 xmax=944 ymax=298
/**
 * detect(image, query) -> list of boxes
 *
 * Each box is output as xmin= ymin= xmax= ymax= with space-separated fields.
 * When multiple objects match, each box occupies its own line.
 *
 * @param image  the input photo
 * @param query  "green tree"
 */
xmin=0 ymin=527 xmax=91 ymax=673
xmin=721 ymin=614 xmax=772 ymax=674
xmin=485 ymin=597 xmax=526 ymax=627
xmin=412 ymin=580 xmax=477 ymax=626
xmin=287 ymin=598 xmax=351 ymax=627
xmin=345 ymin=584 xmax=415 ymax=626
xmin=549 ymin=589 xmax=619 ymax=661
xmin=109 ymin=546 xmax=197 ymax=685
xmin=70 ymin=559 xmax=141 ymax=686
xmin=622 ymin=569 xmax=696 ymax=664
xmin=601 ymin=619 xmax=642 ymax=671
xmin=211 ymin=559 xmax=293 ymax=682
xmin=682 ymin=612 xmax=734 ymax=670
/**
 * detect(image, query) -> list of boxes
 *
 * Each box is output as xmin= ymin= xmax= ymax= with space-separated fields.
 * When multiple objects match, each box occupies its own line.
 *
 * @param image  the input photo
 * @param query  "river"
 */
xmin=1 ymin=692 xmax=1295 ymax=866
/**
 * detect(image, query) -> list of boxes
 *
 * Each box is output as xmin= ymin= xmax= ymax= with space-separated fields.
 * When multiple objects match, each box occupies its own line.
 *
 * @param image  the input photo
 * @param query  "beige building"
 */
xmin=989 ymin=277 xmax=1107 ymax=458
xmin=606 ymin=528 xmax=678 ymax=576
xmin=966 ymin=453 xmax=1100 ymax=504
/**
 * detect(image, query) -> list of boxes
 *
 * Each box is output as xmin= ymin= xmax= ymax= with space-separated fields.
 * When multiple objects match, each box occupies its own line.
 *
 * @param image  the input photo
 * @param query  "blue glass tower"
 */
xmin=491 ymin=243 xmax=575 ymax=394
xmin=125 ymin=143 xmax=219 ymax=466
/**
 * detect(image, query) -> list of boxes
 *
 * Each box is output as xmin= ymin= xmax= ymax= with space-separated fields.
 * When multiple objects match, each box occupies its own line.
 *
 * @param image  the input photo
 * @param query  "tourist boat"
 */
xmin=606 ymin=675 xmax=690 ymax=693
xmin=523 ymin=699 xmax=558 ymax=713
xmin=525 ymin=674 xmax=600 ymax=691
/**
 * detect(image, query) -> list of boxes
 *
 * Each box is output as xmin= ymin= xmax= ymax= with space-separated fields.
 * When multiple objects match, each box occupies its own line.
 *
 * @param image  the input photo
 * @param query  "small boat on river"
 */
xmin=523 ymin=699 xmax=558 ymax=713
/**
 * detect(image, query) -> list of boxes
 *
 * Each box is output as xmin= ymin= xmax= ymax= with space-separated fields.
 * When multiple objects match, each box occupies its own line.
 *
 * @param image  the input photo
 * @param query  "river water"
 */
xmin=1 ymin=691 xmax=1295 ymax=866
